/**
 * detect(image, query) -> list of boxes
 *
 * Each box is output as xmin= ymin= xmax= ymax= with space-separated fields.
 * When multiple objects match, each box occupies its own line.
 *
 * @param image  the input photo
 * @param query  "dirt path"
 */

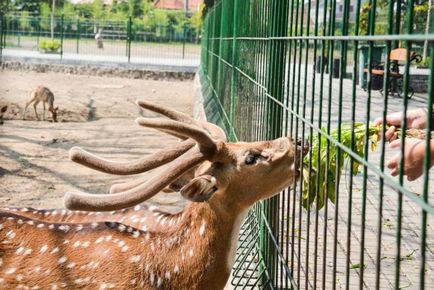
xmin=0 ymin=70 xmax=194 ymax=212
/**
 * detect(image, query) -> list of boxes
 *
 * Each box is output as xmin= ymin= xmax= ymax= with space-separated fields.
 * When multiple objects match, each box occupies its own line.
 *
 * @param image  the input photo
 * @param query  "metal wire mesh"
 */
xmin=0 ymin=14 xmax=200 ymax=65
xmin=200 ymin=0 xmax=434 ymax=289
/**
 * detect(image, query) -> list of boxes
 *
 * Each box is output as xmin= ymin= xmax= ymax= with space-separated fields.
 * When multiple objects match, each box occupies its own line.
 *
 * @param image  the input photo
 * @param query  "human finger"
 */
xmin=384 ymin=126 xmax=397 ymax=141
xmin=388 ymin=139 xmax=401 ymax=149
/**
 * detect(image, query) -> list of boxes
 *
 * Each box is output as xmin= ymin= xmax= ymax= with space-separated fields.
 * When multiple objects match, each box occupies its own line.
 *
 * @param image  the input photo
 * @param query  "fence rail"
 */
xmin=0 ymin=14 xmax=201 ymax=66
xmin=200 ymin=0 xmax=433 ymax=289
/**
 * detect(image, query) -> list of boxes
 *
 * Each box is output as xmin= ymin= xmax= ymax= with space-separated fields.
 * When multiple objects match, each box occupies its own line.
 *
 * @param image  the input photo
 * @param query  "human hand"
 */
xmin=373 ymin=108 xmax=427 ymax=141
xmin=387 ymin=138 xmax=429 ymax=181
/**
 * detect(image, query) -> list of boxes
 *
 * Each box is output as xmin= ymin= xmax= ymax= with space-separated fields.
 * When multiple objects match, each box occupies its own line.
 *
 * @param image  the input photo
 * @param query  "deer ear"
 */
xmin=1 ymin=106 xmax=7 ymax=113
xmin=180 ymin=175 xmax=217 ymax=202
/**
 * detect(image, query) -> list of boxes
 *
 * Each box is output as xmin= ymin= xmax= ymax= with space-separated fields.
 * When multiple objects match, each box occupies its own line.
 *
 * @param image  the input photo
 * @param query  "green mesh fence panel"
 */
xmin=200 ymin=0 xmax=434 ymax=289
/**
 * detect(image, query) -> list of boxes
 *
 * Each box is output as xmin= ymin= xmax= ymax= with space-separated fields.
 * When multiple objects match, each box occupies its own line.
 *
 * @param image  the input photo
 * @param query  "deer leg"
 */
xmin=22 ymin=100 xmax=33 ymax=120
xmin=33 ymin=101 xmax=40 ymax=121
xmin=43 ymin=102 xmax=46 ymax=120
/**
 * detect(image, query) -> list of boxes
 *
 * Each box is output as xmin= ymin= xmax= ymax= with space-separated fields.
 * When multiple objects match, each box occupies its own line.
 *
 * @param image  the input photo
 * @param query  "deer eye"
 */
xmin=245 ymin=154 xmax=258 ymax=165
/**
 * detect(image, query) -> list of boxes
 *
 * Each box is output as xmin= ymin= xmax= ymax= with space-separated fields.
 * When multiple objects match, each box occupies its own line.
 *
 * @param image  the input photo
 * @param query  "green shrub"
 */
xmin=39 ymin=39 xmax=61 ymax=53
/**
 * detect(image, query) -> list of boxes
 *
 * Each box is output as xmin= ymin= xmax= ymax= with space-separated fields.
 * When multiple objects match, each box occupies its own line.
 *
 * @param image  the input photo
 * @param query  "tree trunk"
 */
xmin=423 ymin=0 xmax=432 ymax=60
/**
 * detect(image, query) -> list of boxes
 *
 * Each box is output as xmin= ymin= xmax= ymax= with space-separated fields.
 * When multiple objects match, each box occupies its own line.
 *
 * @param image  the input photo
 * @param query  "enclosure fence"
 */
xmin=200 ymin=0 xmax=433 ymax=289
xmin=0 ymin=14 xmax=200 ymax=65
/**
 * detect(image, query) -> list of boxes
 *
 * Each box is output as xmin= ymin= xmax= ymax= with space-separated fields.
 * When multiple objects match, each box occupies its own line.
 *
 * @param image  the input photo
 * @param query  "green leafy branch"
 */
xmin=301 ymin=123 xmax=426 ymax=210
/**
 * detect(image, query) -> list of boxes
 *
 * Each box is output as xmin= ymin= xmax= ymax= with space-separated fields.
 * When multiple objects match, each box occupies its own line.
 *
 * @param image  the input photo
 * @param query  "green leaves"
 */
xmin=302 ymin=123 xmax=379 ymax=210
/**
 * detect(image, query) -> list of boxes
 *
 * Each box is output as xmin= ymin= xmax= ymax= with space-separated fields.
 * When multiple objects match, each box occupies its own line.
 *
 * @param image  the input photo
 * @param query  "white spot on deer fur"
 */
xmin=0 ymin=257 xmax=3 ymax=267
xmin=87 ymin=212 xmax=94 ymax=216
xmin=73 ymin=241 xmax=81 ymax=248
xmin=58 ymin=225 xmax=69 ymax=232
xmin=157 ymin=277 xmax=162 ymax=287
xmin=40 ymin=245 xmax=48 ymax=253
xmin=150 ymin=272 xmax=155 ymax=285
xmin=130 ymin=279 xmax=136 ymax=285
xmin=134 ymin=205 xmax=141 ymax=211
xmin=99 ymin=283 xmax=115 ymax=289
xmin=18 ymin=219 xmax=23 ymax=224
xmin=95 ymin=237 xmax=104 ymax=244
xmin=118 ymin=224 xmax=126 ymax=232
xmin=199 ymin=220 xmax=206 ymax=236
xmin=82 ymin=241 xmax=90 ymax=248
xmin=32 ymin=286 xmax=40 ymax=290
xmin=76 ymin=225 xmax=83 ymax=231
xmin=24 ymin=248 xmax=32 ymax=255
xmin=21 ymin=208 xmax=29 ymax=212
xmin=51 ymin=284 xmax=58 ymax=290
xmin=5 ymin=267 xmax=16 ymax=274
xmin=16 ymin=274 xmax=23 ymax=281
xmin=145 ymin=232 xmax=151 ymax=240
xmin=0 ymin=278 xmax=4 ymax=284
xmin=61 ymin=210 xmax=67 ymax=215
xmin=121 ymin=245 xmax=129 ymax=252
xmin=140 ymin=217 xmax=147 ymax=223
xmin=165 ymin=271 xmax=171 ymax=280
xmin=103 ymin=249 xmax=110 ymax=255
xmin=34 ymin=266 xmax=41 ymax=273
xmin=130 ymin=255 xmax=140 ymax=263
xmin=141 ymin=225 xmax=148 ymax=231
xmin=110 ymin=211 xmax=116 ymax=215
xmin=189 ymin=249 xmax=194 ymax=257
xmin=6 ymin=230 xmax=15 ymax=239
xmin=37 ymin=224 xmax=45 ymax=229
xmin=16 ymin=247 xmax=24 ymax=254
xmin=0 ymin=224 xmax=3 ymax=230
xmin=105 ymin=235 xmax=112 ymax=242
xmin=132 ymin=231 xmax=140 ymax=238
xmin=118 ymin=240 xmax=126 ymax=247
xmin=51 ymin=247 xmax=59 ymax=254
xmin=47 ymin=224 xmax=54 ymax=230
xmin=58 ymin=257 xmax=67 ymax=264
xmin=174 ymin=265 xmax=179 ymax=273
xmin=74 ymin=278 xmax=84 ymax=285
xmin=44 ymin=212 xmax=50 ymax=216
xmin=127 ymin=227 xmax=133 ymax=233
xmin=91 ymin=223 xmax=98 ymax=229
xmin=63 ymin=240 xmax=70 ymax=244
xmin=149 ymin=206 xmax=157 ymax=212
xmin=67 ymin=263 xmax=75 ymax=269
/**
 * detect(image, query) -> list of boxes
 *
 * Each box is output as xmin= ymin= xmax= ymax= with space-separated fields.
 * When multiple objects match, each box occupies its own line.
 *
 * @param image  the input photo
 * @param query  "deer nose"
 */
xmin=296 ymin=139 xmax=309 ymax=157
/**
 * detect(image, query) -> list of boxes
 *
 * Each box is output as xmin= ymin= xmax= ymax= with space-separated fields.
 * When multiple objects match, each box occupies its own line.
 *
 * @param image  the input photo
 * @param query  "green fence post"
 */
xmin=127 ymin=16 xmax=132 ymax=63
xmin=76 ymin=18 xmax=80 ymax=54
xmin=182 ymin=22 xmax=186 ymax=59
xmin=36 ymin=15 xmax=40 ymax=49
xmin=0 ymin=14 xmax=3 ymax=63
xmin=229 ymin=0 xmax=238 ymax=140
xmin=60 ymin=14 xmax=64 ymax=60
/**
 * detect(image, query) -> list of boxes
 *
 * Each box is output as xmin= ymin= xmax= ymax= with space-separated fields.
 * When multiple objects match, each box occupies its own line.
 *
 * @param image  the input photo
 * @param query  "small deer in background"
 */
xmin=95 ymin=28 xmax=104 ymax=49
xmin=0 ymin=100 xmax=307 ymax=289
xmin=23 ymin=85 xmax=59 ymax=122
xmin=0 ymin=105 xmax=7 ymax=125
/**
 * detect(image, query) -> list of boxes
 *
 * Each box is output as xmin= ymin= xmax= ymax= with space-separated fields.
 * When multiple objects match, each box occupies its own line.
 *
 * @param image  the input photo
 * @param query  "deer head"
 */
xmin=49 ymin=106 xmax=59 ymax=122
xmin=0 ymin=105 xmax=7 ymax=125
xmin=0 ymin=101 xmax=307 ymax=290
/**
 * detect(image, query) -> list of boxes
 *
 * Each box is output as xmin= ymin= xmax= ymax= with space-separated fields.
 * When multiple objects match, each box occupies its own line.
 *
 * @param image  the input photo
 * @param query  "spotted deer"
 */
xmin=22 ymin=85 xmax=59 ymax=122
xmin=1 ymin=104 xmax=227 ymax=231
xmin=0 ymin=100 xmax=307 ymax=289
xmin=0 ymin=105 xmax=7 ymax=125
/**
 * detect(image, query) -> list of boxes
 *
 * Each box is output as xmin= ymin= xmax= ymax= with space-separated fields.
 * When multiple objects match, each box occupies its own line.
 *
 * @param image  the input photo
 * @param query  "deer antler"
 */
xmin=69 ymin=139 xmax=195 ymax=175
xmin=64 ymin=103 xmax=222 ymax=211
xmin=64 ymin=146 xmax=208 ymax=211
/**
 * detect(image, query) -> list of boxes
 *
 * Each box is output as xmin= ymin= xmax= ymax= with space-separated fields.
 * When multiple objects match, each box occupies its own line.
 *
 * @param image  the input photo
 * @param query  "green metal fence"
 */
xmin=0 ymin=14 xmax=200 ymax=64
xmin=200 ymin=0 xmax=434 ymax=289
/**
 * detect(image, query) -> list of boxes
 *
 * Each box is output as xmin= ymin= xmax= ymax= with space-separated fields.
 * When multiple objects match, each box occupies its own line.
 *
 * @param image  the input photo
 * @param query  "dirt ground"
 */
xmin=0 ymin=70 xmax=194 ymax=211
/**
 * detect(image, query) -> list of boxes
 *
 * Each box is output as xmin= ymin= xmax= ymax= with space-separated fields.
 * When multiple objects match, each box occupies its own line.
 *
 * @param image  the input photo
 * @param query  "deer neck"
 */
xmin=155 ymin=198 xmax=248 ymax=289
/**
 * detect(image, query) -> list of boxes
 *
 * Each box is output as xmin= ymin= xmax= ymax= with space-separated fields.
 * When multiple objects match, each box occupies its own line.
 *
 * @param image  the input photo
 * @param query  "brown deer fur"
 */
xmin=0 ymin=101 xmax=306 ymax=289
xmin=22 ymin=86 xmax=58 ymax=122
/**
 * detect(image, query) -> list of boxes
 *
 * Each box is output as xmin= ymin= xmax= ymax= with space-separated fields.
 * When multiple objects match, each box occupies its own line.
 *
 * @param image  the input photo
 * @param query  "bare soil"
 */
xmin=0 ymin=70 xmax=194 ymax=211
